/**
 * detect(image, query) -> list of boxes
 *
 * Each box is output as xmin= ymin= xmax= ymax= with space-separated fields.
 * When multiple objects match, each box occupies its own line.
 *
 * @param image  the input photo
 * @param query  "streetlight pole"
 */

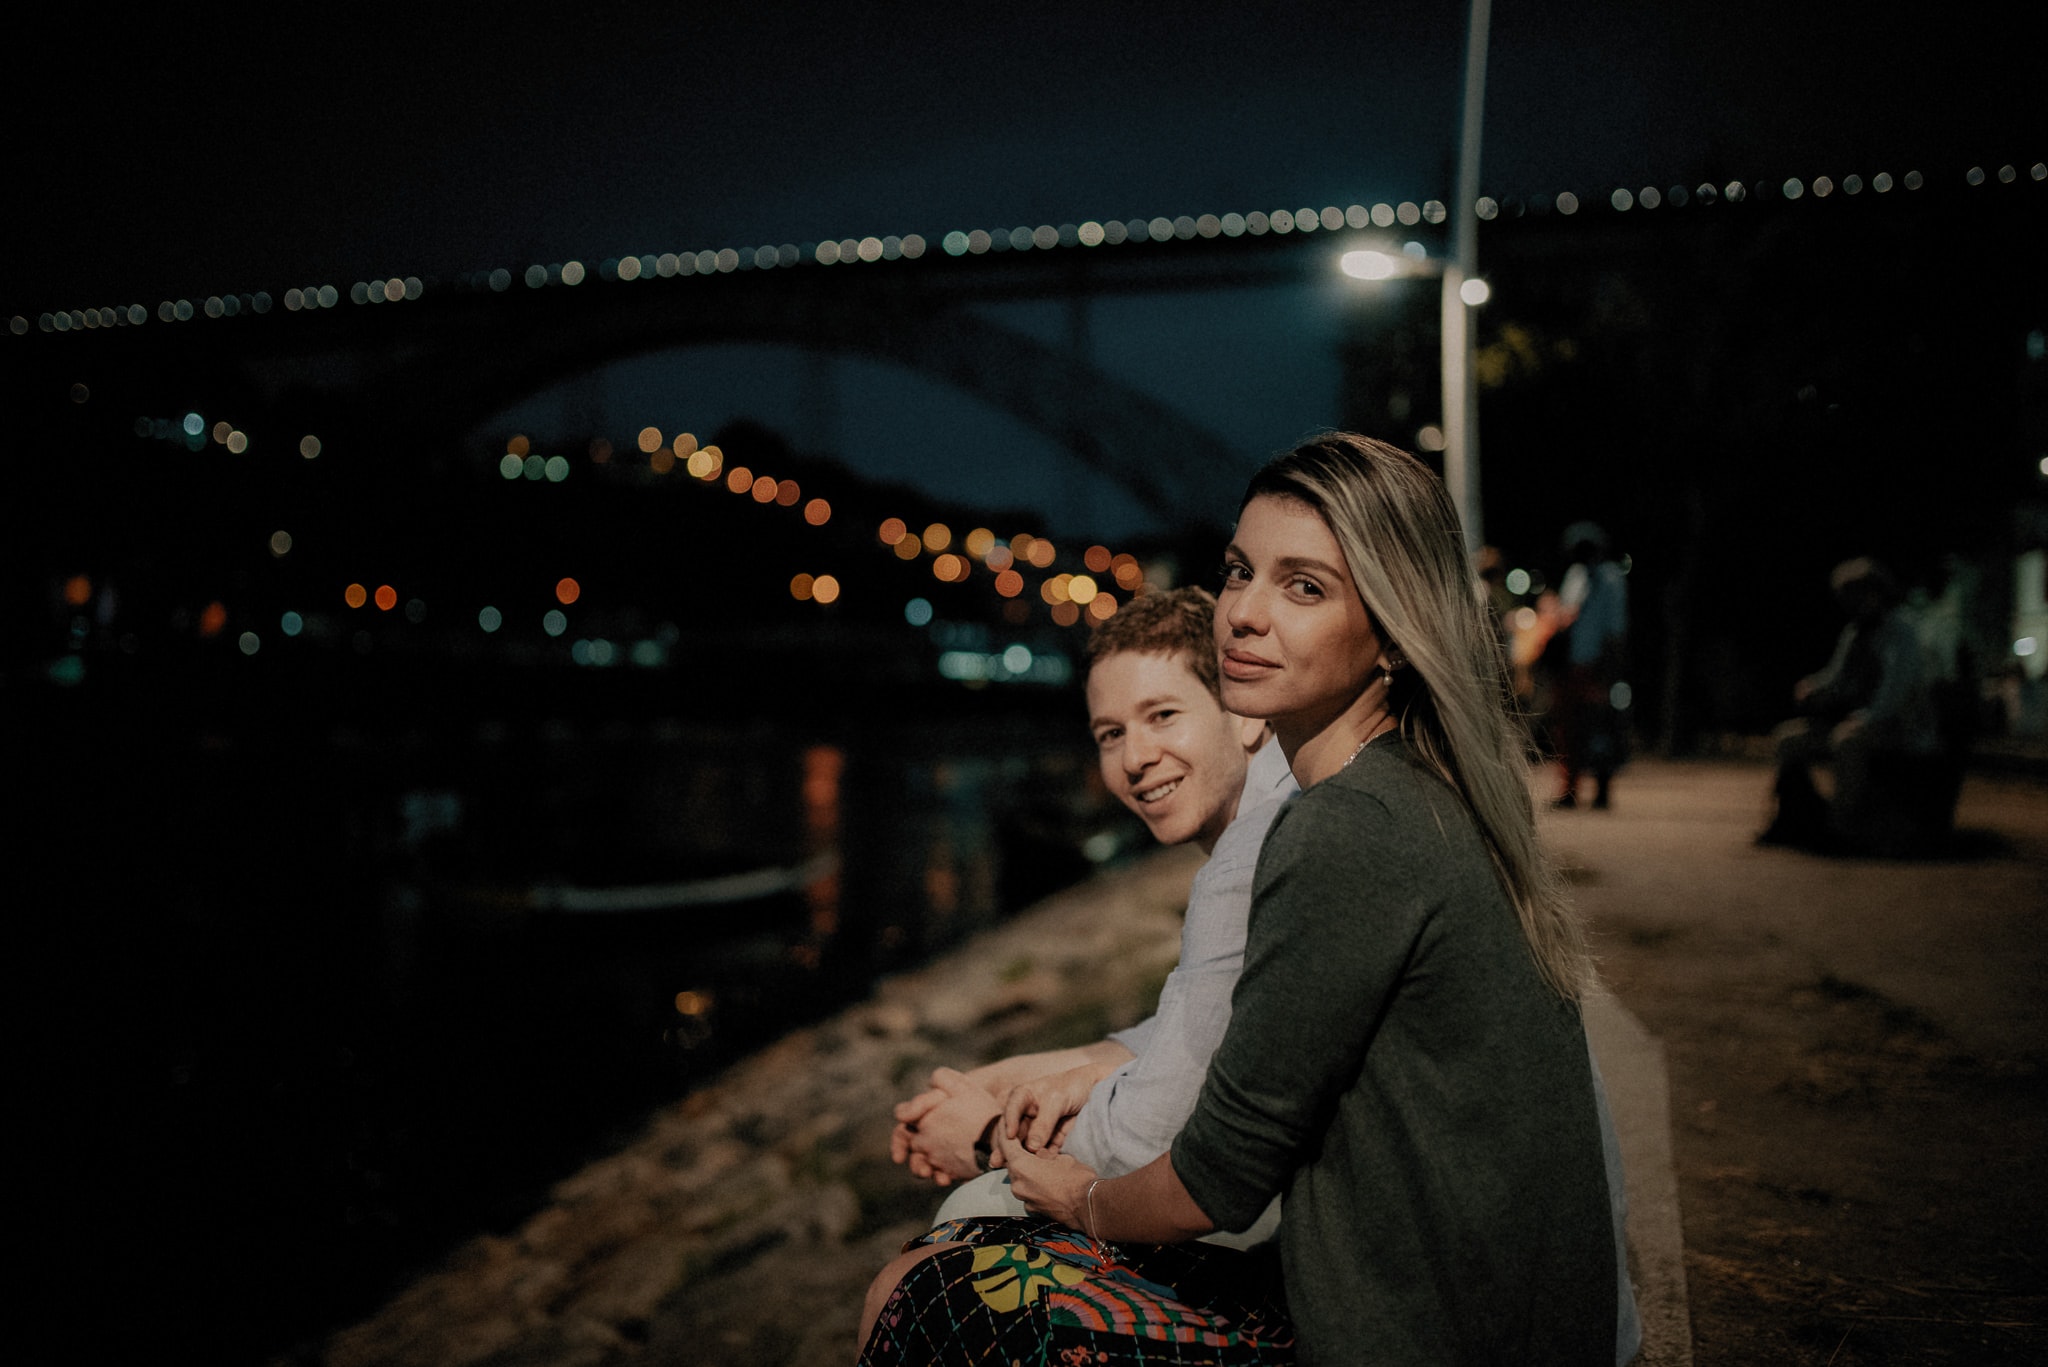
xmin=1442 ymin=0 xmax=1490 ymax=553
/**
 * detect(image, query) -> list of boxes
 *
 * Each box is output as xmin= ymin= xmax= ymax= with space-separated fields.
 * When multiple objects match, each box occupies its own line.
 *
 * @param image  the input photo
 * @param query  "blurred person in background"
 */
xmin=1548 ymin=522 xmax=1630 ymax=810
xmin=1760 ymin=557 xmax=1945 ymax=852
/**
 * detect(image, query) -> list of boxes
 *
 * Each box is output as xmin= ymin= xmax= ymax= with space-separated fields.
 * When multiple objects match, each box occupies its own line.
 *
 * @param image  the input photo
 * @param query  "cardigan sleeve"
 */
xmin=1170 ymin=781 xmax=1427 ymax=1230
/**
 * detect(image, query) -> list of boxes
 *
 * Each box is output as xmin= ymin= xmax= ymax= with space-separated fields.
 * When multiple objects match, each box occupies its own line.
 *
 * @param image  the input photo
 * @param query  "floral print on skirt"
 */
xmin=859 ymin=1215 xmax=1295 ymax=1365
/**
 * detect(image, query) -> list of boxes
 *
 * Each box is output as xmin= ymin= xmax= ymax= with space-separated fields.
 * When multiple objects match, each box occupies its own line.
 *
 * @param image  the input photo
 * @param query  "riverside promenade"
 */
xmin=291 ymin=756 xmax=2047 ymax=1367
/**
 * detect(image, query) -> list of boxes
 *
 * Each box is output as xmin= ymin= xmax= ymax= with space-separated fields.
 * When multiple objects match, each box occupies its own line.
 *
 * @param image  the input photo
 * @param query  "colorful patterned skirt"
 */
xmin=859 ymin=1215 xmax=1295 ymax=1365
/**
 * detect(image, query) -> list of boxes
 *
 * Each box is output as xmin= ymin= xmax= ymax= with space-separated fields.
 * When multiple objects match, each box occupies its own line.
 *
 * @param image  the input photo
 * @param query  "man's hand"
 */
xmin=889 ymin=1067 xmax=1001 ymax=1186
xmin=1000 ymin=1063 xmax=1104 ymax=1156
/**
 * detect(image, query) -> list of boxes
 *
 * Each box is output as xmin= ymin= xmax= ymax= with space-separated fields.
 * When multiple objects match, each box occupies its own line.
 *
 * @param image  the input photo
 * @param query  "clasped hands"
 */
xmin=889 ymin=1061 xmax=1102 ymax=1226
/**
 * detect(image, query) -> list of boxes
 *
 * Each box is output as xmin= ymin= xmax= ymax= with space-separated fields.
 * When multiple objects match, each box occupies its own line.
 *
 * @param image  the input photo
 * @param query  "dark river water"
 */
xmin=23 ymin=676 xmax=1123 ymax=1362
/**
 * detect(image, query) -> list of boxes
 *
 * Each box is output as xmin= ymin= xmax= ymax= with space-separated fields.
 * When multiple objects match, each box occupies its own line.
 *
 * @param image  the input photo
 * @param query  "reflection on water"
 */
xmin=29 ymin=704 xmax=1115 ymax=1363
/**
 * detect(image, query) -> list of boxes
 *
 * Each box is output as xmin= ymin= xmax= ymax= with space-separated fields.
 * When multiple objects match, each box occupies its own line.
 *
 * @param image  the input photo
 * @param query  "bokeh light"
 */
xmin=790 ymin=573 xmax=815 ymax=601
xmin=811 ymin=575 xmax=841 ymax=605
xmin=726 ymin=466 xmax=753 ymax=494
xmin=375 ymin=585 xmax=398 ymax=612
xmin=1084 ymin=545 xmax=1112 ymax=573
xmin=923 ymin=523 xmax=952 ymax=552
xmin=344 ymin=583 xmax=368 ymax=609
xmin=751 ymin=475 xmax=778 ymax=503
xmin=994 ymin=570 xmax=1024 ymax=598
xmin=269 ymin=530 xmax=293 ymax=557
xmin=879 ymin=517 xmax=907 ymax=546
xmin=637 ymin=426 xmax=663 ymax=454
xmin=556 ymin=577 xmax=581 ymax=605
xmin=199 ymin=602 xmax=227 ymax=637
xmin=893 ymin=534 xmax=923 ymax=560
xmin=804 ymin=498 xmax=831 ymax=525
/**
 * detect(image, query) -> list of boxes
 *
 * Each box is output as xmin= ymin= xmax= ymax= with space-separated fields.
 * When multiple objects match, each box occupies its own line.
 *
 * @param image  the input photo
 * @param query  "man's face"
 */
xmin=1085 ymin=650 xmax=1253 ymax=854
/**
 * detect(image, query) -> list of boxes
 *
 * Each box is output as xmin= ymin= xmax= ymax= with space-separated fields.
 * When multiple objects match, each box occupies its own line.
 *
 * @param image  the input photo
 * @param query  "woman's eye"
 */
xmin=1219 ymin=561 xmax=1250 ymax=585
xmin=1095 ymin=729 xmax=1122 ymax=748
xmin=1291 ymin=576 xmax=1323 ymax=598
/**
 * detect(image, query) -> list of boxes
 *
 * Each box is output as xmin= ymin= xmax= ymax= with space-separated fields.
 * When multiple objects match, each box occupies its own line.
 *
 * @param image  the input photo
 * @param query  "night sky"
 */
xmin=12 ymin=2 xmax=2044 ymax=536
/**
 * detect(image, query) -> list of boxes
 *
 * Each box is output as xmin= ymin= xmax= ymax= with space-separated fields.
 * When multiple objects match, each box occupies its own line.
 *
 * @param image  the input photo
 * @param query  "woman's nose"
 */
xmin=1223 ymin=583 xmax=1265 ymax=634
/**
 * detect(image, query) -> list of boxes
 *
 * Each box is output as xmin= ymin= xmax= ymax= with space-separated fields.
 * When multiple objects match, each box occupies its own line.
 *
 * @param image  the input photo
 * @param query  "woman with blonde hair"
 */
xmin=996 ymin=433 xmax=1625 ymax=1364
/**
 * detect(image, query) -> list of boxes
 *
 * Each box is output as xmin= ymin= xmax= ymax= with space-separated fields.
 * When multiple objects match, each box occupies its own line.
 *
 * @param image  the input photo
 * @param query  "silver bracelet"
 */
xmin=1084 ymin=1178 xmax=1104 ymax=1242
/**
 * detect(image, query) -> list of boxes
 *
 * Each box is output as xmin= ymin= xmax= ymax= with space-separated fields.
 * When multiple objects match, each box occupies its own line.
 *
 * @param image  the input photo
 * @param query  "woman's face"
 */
xmin=1215 ymin=494 xmax=1385 ymax=732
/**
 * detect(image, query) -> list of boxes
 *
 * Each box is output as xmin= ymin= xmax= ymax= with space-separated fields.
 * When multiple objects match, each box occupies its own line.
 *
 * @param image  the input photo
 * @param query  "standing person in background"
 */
xmin=1550 ymin=521 xmax=1630 ymax=810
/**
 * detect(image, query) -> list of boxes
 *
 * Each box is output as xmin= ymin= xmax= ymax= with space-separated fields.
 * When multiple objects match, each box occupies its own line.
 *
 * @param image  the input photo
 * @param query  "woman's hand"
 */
xmin=1000 ymin=1063 xmax=1102 ymax=1155
xmin=989 ymin=1127 xmax=1095 ymax=1232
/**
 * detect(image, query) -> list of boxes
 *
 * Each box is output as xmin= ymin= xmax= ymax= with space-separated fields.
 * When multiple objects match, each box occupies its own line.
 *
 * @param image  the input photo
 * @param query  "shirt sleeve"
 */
xmin=1171 ymin=783 xmax=1425 ymax=1231
xmin=1066 ymin=843 xmax=1257 ymax=1175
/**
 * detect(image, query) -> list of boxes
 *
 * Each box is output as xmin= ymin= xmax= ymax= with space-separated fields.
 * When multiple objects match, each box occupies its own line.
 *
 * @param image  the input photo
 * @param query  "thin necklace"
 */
xmin=1342 ymin=717 xmax=1398 ymax=770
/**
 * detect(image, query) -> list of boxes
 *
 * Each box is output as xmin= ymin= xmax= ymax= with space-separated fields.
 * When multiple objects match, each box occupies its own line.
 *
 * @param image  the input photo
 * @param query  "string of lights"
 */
xmin=13 ymin=159 xmax=2041 ymax=337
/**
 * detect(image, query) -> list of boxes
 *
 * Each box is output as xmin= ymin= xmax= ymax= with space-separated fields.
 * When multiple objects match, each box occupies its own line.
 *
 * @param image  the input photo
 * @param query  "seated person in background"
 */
xmin=889 ymin=586 xmax=1294 ymax=1241
xmin=1761 ymin=557 xmax=1944 ymax=852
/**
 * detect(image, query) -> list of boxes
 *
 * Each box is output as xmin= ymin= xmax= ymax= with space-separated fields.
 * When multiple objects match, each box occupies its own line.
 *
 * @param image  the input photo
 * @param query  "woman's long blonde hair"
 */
xmin=1242 ymin=432 xmax=1592 ymax=1000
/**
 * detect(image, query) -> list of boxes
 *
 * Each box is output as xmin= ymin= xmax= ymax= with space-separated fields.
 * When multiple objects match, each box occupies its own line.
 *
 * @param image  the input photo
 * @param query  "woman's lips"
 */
xmin=1220 ymin=648 xmax=1277 ymax=680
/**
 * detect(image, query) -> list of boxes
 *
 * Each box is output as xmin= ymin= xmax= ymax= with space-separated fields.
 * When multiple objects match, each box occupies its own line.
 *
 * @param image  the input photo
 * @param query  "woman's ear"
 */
xmin=1233 ymin=714 xmax=1271 ymax=756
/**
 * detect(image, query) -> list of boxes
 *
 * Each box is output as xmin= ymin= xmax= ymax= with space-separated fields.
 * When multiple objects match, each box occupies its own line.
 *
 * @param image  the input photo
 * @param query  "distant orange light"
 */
xmin=933 ymin=554 xmax=964 ymax=582
xmin=507 ymin=434 xmax=531 ymax=457
xmin=812 ymin=574 xmax=841 ymax=605
xmin=893 ymin=534 xmax=922 ymax=560
xmin=63 ymin=574 xmax=92 ymax=607
xmin=637 ymin=426 xmax=664 ymax=454
xmin=790 ymin=573 xmax=815 ymax=601
xmin=965 ymin=527 xmax=996 ymax=558
xmin=878 ymin=517 xmax=907 ymax=546
xmin=984 ymin=545 xmax=1014 ymax=572
xmin=1010 ymin=532 xmax=1036 ymax=558
xmin=994 ymin=569 xmax=1024 ymax=598
xmin=923 ymin=523 xmax=952 ymax=552
xmin=556 ymin=577 xmax=581 ymax=605
xmin=775 ymin=479 xmax=801 ymax=507
xmin=1028 ymin=539 xmax=1056 ymax=569
xmin=374 ymin=584 xmax=398 ymax=611
xmin=804 ymin=498 xmax=831 ymax=526
xmin=1089 ymin=592 xmax=1118 ymax=620
xmin=670 ymin=431 xmax=698 ymax=458
xmin=1084 ymin=544 xmax=1112 ymax=573
xmin=1051 ymin=601 xmax=1081 ymax=626
xmin=589 ymin=437 xmax=613 ymax=464
xmin=344 ymin=583 xmax=368 ymax=609
xmin=650 ymin=448 xmax=676 ymax=474
xmin=726 ymin=466 xmax=753 ymax=494
xmin=751 ymin=474 xmax=778 ymax=503
xmin=198 ymin=601 xmax=228 ymax=637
